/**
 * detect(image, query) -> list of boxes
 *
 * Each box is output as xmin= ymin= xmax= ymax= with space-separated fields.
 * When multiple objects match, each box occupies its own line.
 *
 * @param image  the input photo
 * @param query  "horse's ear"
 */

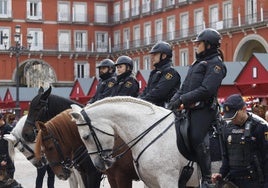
xmin=70 ymin=104 xmax=83 ymax=122
xmin=38 ymin=87 xmax=44 ymax=95
xmin=41 ymin=86 xmax=52 ymax=100
xmin=36 ymin=121 xmax=47 ymax=132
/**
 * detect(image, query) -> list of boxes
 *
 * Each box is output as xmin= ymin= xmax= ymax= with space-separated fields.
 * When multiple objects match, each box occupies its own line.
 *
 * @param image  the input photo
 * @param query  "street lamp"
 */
xmin=2 ymin=25 xmax=33 ymax=119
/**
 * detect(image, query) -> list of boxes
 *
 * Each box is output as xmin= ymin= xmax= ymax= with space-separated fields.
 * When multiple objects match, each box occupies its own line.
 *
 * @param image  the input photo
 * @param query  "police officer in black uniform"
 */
xmin=139 ymin=41 xmax=181 ymax=107
xmin=88 ymin=59 xmax=116 ymax=104
xmin=168 ymin=28 xmax=227 ymax=187
xmin=212 ymin=94 xmax=268 ymax=188
xmin=111 ymin=55 xmax=139 ymax=97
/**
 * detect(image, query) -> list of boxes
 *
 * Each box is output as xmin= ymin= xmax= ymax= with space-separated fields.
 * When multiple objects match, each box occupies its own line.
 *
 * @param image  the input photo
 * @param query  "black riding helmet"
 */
xmin=193 ymin=28 xmax=221 ymax=48
xmin=115 ymin=56 xmax=133 ymax=71
xmin=149 ymin=41 xmax=173 ymax=58
xmin=97 ymin=59 xmax=115 ymax=73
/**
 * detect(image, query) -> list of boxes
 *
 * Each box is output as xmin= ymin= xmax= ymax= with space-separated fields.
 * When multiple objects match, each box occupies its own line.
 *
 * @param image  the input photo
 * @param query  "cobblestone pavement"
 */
xmin=13 ymin=149 xmax=144 ymax=188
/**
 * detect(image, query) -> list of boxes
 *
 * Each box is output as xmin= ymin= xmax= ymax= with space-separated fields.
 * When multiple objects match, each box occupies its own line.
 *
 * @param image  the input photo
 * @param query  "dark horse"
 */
xmin=35 ymin=109 xmax=139 ymax=188
xmin=22 ymin=86 xmax=102 ymax=188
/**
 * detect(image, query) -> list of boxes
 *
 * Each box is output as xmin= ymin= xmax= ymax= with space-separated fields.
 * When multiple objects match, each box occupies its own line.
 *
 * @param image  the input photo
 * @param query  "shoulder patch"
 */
xmin=108 ymin=81 xmax=114 ymax=88
xmin=165 ymin=73 xmax=173 ymax=80
xmin=125 ymin=81 xmax=133 ymax=88
xmin=214 ymin=65 xmax=222 ymax=74
xmin=265 ymin=132 xmax=268 ymax=141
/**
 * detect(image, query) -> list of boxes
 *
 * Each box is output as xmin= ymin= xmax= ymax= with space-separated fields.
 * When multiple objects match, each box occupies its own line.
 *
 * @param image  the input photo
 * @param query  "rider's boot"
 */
xmin=196 ymin=143 xmax=214 ymax=188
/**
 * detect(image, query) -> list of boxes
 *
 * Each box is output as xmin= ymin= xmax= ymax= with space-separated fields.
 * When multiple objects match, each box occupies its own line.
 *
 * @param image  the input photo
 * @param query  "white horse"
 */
xmin=4 ymin=115 xmax=84 ymax=188
xmin=70 ymin=96 xmax=200 ymax=188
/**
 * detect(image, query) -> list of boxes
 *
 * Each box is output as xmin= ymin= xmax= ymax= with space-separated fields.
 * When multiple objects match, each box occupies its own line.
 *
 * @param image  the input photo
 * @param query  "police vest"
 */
xmin=226 ymin=121 xmax=256 ymax=168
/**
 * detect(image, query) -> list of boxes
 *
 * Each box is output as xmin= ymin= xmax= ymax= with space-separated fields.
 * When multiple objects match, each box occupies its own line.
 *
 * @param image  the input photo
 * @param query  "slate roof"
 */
xmin=253 ymin=53 xmax=268 ymax=71
xmin=77 ymin=78 xmax=95 ymax=95
xmin=222 ymin=62 xmax=246 ymax=85
xmin=51 ymin=87 xmax=72 ymax=98
xmin=0 ymin=87 xmax=7 ymax=101
xmin=8 ymin=87 xmax=40 ymax=101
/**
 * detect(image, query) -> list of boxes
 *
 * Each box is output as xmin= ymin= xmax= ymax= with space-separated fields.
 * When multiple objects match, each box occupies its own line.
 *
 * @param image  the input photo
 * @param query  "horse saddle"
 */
xmin=174 ymin=111 xmax=197 ymax=162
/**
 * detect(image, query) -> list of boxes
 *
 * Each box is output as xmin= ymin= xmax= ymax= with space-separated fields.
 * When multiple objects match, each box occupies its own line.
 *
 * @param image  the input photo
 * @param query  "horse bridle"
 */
xmin=14 ymin=137 xmax=47 ymax=167
xmin=25 ymin=98 xmax=49 ymax=139
xmin=79 ymin=109 xmax=174 ymax=164
xmin=42 ymin=133 xmax=74 ymax=170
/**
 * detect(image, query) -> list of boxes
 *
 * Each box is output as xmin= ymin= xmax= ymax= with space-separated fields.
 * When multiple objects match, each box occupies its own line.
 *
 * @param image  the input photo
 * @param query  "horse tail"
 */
xmin=35 ymin=131 xmax=42 ymax=160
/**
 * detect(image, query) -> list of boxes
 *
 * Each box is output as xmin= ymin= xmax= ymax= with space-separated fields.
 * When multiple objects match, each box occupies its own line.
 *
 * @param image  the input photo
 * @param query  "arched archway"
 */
xmin=233 ymin=34 xmax=268 ymax=62
xmin=13 ymin=59 xmax=57 ymax=88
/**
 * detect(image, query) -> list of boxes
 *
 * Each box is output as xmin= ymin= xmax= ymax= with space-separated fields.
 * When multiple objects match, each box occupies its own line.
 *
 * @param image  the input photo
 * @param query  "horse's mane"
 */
xmin=48 ymin=94 xmax=84 ymax=108
xmin=87 ymin=96 xmax=156 ymax=112
xmin=35 ymin=109 xmax=83 ymax=159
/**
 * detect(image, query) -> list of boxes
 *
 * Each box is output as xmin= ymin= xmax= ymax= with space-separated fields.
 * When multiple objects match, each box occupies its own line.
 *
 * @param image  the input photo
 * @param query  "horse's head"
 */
xmin=22 ymin=86 xmax=51 ymax=142
xmin=35 ymin=112 xmax=80 ymax=180
xmin=4 ymin=115 xmax=47 ymax=168
xmin=70 ymin=104 xmax=116 ymax=172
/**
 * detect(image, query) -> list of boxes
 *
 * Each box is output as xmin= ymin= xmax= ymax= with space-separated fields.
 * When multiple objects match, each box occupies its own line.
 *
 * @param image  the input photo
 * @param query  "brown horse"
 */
xmin=35 ymin=109 xmax=139 ymax=188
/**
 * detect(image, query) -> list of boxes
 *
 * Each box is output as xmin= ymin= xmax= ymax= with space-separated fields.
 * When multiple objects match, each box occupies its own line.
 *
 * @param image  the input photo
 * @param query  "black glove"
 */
xmin=168 ymin=98 xmax=182 ymax=111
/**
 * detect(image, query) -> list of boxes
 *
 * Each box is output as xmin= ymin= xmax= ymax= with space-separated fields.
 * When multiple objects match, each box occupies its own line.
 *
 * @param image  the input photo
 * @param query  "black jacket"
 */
xmin=111 ymin=71 xmax=139 ymax=97
xmin=173 ymin=49 xmax=226 ymax=108
xmin=139 ymin=59 xmax=181 ymax=107
xmin=89 ymin=76 xmax=116 ymax=104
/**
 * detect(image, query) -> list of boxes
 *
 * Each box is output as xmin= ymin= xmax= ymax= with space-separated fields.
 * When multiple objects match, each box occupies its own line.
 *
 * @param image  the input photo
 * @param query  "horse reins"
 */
xmin=79 ymin=109 xmax=174 ymax=165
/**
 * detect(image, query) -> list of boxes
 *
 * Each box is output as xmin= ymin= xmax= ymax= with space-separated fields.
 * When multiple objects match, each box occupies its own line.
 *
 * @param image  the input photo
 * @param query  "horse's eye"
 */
xmin=83 ymin=134 xmax=89 ymax=140
xmin=20 ymin=147 xmax=25 ymax=152
xmin=47 ymin=146 xmax=54 ymax=152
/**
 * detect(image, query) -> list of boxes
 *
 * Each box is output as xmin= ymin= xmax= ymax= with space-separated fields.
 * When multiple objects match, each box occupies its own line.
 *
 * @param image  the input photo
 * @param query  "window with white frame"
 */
xmin=181 ymin=12 xmax=189 ymax=38
xmin=0 ymin=0 xmax=11 ymax=18
xmin=167 ymin=0 xmax=175 ymax=6
xmin=27 ymin=0 xmax=42 ymax=20
xmin=74 ymin=61 xmax=89 ymax=79
xmin=113 ymin=3 xmax=120 ymax=22
xmin=131 ymin=0 xmax=139 ymax=16
xmin=142 ymin=0 xmax=150 ymax=13
xmin=74 ymin=31 xmax=87 ymax=52
xmin=113 ymin=31 xmax=120 ymax=51
xmin=123 ymin=28 xmax=130 ymax=49
xmin=209 ymin=5 xmax=219 ymax=29
xmin=167 ymin=16 xmax=175 ymax=40
xmin=154 ymin=0 xmax=162 ymax=10
xmin=0 ymin=28 xmax=9 ymax=49
xmin=58 ymin=31 xmax=70 ymax=51
xmin=223 ymin=1 xmax=232 ymax=28
xmin=144 ymin=22 xmax=151 ymax=45
xmin=133 ymin=25 xmax=140 ymax=47
xmin=180 ymin=49 xmax=188 ymax=66
xmin=194 ymin=9 xmax=204 ymax=33
xmin=123 ymin=0 xmax=130 ymax=19
xmin=95 ymin=3 xmax=107 ymax=23
xmin=155 ymin=19 xmax=163 ymax=41
xmin=58 ymin=1 xmax=70 ymax=22
xmin=28 ymin=29 xmax=43 ymax=51
xmin=143 ymin=55 xmax=151 ymax=70
xmin=246 ymin=0 xmax=257 ymax=24
xmin=133 ymin=58 xmax=140 ymax=73
xmin=96 ymin=32 xmax=108 ymax=52
xmin=73 ymin=2 xmax=87 ymax=22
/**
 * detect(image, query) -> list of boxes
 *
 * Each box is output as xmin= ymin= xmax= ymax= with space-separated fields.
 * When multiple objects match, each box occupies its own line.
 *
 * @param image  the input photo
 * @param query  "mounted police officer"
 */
xmin=88 ymin=59 xmax=116 ymax=104
xmin=212 ymin=94 xmax=268 ymax=188
xmin=168 ymin=28 xmax=227 ymax=187
xmin=111 ymin=55 xmax=139 ymax=97
xmin=139 ymin=41 xmax=181 ymax=107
